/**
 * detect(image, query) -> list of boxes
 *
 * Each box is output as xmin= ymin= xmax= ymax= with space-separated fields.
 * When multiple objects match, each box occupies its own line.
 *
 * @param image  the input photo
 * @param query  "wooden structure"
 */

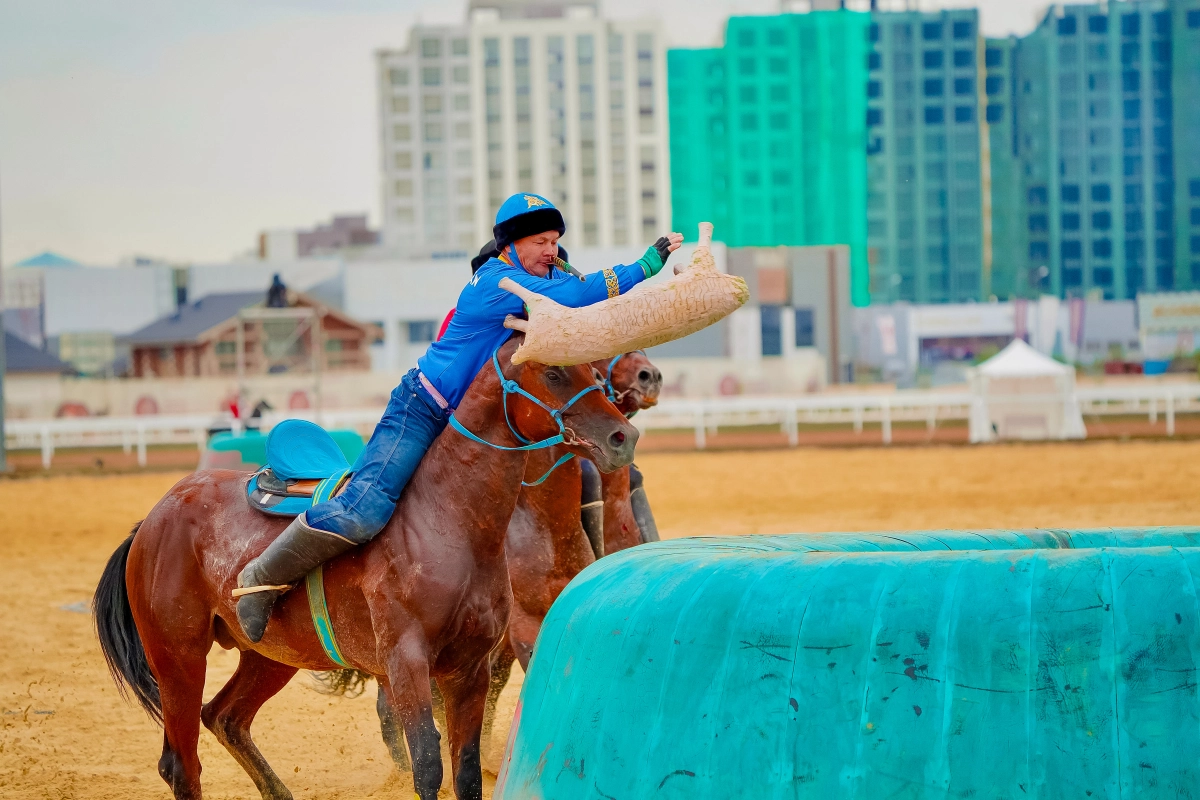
xmin=126 ymin=290 xmax=381 ymax=379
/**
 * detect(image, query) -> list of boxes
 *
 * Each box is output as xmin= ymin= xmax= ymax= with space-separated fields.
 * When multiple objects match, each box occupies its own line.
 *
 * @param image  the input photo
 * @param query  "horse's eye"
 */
xmin=545 ymin=369 xmax=562 ymax=384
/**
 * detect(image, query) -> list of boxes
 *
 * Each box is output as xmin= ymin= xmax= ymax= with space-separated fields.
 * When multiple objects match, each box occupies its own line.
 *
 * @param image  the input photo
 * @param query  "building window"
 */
xmin=1122 ymin=13 xmax=1140 ymax=36
xmin=1062 ymin=241 xmax=1083 ymax=259
xmin=1092 ymin=211 xmax=1112 ymax=230
xmin=424 ymin=122 xmax=443 ymax=142
xmin=1062 ymin=213 xmax=1081 ymax=231
xmin=953 ymin=49 xmax=973 ymax=67
xmin=760 ymin=306 xmax=783 ymax=356
xmin=394 ymin=151 xmax=412 ymax=169
xmin=1189 ymin=9 xmax=1200 ymax=28
xmin=795 ymin=308 xmax=815 ymax=347
xmin=422 ymin=67 xmax=441 ymax=86
xmin=925 ymin=106 xmax=944 ymax=124
xmin=1094 ymin=239 xmax=1113 ymax=258
xmin=1030 ymin=241 xmax=1050 ymax=260
xmin=421 ymin=38 xmax=441 ymax=58
xmin=392 ymin=96 xmax=410 ymax=114
xmin=1062 ymin=184 xmax=1081 ymax=203
xmin=423 ymin=94 xmax=442 ymax=113
xmin=769 ymin=28 xmax=786 ymax=46
xmin=985 ymin=48 xmax=1002 ymax=67
xmin=866 ymin=108 xmax=883 ymax=127
xmin=407 ymin=321 xmax=436 ymax=343
xmin=924 ymin=79 xmax=943 ymax=97
xmin=394 ymin=179 xmax=413 ymax=197
xmin=1126 ymin=211 xmax=1144 ymax=232
xmin=1029 ymin=214 xmax=1048 ymax=233
xmin=1121 ymin=42 xmax=1140 ymax=66
xmin=868 ymin=52 xmax=882 ymax=70
xmin=954 ymin=106 xmax=974 ymax=123
xmin=389 ymin=67 xmax=409 ymax=86
xmin=986 ymin=104 xmax=1004 ymax=123
xmin=923 ymin=50 xmax=943 ymax=69
xmin=393 ymin=123 xmax=412 ymax=141
xmin=1028 ymin=186 xmax=1048 ymax=205
xmin=452 ymin=65 xmax=469 ymax=84
xmin=1088 ymin=15 xmax=1107 ymax=34
xmin=451 ymin=38 xmax=468 ymax=56
xmin=1058 ymin=16 xmax=1077 ymax=36
xmin=953 ymin=20 xmax=972 ymax=39
xmin=1063 ymin=268 xmax=1083 ymax=287
xmin=867 ymin=80 xmax=881 ymax=98
xmin=922 ymin=22 xmax=943 ymax=40
xmin=1093 ymin=267 xmax=1114 ymax=285
xmin=985 ymin=76 xmax=1003 ymax=95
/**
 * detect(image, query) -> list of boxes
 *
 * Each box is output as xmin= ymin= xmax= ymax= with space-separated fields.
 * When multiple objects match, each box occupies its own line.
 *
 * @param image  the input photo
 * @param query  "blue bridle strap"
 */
xmin=448 ymin=349 xmax=601 ymax=486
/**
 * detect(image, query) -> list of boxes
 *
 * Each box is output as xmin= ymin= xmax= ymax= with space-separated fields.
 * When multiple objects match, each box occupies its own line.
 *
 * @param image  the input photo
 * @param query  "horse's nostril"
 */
xmin=638 ymin=370 xmax=652 ymax=383
xmin=652 ymin=369 xmax=662 ymax=384
xmin=609 ymin=430 xmax=626 ymax=447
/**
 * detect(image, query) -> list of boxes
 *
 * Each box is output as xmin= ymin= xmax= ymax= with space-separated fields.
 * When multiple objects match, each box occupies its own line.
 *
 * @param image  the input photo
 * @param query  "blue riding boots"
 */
xmin=235 ymin=369 xmax=450 ymax=641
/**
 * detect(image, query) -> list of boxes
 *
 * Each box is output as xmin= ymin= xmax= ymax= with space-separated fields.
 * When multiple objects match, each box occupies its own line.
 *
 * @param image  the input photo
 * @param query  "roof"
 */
xmin=14 ymin=251 xmax=80 ymax=268
xmin=977 ymin=338 xmax=1071 ymax=377
xmin=124 ymin=292 xmax=263 ymax=346
xmin=4 ymin=332 xmax=73 ymax=374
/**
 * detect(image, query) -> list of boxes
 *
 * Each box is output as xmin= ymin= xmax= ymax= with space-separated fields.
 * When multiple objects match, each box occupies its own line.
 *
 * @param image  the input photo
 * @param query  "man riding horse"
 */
xmin=235 ymin=193 xmax=683 ymax=641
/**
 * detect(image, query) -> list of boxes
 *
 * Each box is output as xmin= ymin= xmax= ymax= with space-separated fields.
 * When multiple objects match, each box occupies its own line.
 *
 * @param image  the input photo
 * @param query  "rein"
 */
xmin=447 ymin=350 xmax=601 ymax=487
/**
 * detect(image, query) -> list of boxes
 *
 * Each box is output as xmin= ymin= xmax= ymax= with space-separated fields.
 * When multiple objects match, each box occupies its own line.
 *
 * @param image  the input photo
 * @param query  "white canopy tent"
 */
xmin=968 ymin=339 xmax=1086 ymax=443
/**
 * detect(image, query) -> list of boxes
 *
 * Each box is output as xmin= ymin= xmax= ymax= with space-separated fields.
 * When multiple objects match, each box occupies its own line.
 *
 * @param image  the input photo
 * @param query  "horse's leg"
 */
xmin=376 ymin=679 xmax=412 ymax=772
xmin=437 ymin=662 xmax=491 ymax=800
xmin=200 ymin=649 xmax=299 ymax=800
xmin=482 ymin=642 xmax=516 ymax=752
xmin=383 ymin=652 xmax=443 ymax=800
xmin=143 ymin=638 xmax=209 ymax=799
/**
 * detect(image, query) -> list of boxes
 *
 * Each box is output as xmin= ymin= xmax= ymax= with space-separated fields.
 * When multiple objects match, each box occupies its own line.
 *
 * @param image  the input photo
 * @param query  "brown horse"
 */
xmin=93 ymin=335 xmax=637 ymax=800
xmin=370 ymin=351 xmax=663 ymax=773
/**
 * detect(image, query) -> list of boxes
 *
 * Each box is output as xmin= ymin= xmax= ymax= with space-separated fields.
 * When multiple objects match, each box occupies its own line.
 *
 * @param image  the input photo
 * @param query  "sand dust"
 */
xmin=2 ymin=439 xmax=1199 ymax=798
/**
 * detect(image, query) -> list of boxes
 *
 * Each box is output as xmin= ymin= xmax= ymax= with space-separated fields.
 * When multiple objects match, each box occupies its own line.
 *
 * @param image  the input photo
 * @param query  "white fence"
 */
xmin=7 ymin=383 xmax=1200 ymax=467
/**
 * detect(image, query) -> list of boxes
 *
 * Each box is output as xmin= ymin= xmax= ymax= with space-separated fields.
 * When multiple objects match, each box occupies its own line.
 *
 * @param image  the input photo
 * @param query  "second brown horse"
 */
xmin=370 ymin=350 xmax=663 ymax=772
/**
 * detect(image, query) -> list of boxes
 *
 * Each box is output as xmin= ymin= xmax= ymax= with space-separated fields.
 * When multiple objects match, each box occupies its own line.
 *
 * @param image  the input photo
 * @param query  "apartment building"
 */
xmin=467 ymin=0 xmax=670 ymax=249
xmin=377 ymin=25 xmax=477 ymax=256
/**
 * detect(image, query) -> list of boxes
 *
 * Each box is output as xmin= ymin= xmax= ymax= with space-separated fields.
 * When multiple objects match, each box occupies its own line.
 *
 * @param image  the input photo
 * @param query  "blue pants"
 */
xmin=305 ymin=369 xmax=449 ymax=544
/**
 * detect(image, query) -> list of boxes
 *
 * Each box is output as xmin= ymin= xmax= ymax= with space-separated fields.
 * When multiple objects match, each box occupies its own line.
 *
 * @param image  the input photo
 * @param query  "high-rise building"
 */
xmin=865 ymin=8 xmax=986 ymax=304
xmin=1171 ymin=2 xmax=1200 ymax=288
xmin=377 ymin=25 xmax=476 ymax=257
xmin=467 ymin=0 xmax=670 ymax=249
xmin=1008 ymin=1 xmax=1184 ymax=299
xmin=668 ymin=12 xmax=871 ymax=305
xmin=983 ymin=35 xmax=1026 ymax=299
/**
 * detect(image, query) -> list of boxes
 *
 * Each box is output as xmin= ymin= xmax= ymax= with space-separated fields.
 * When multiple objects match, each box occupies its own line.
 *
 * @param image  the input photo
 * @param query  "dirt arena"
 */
xmin=3 ymin=439 xmax=1199 ymax=799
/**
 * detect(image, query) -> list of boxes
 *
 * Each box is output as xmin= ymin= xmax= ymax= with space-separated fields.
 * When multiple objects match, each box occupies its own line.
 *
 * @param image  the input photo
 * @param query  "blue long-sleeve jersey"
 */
xmin=416 ymin=256 xmax=647 ymax=408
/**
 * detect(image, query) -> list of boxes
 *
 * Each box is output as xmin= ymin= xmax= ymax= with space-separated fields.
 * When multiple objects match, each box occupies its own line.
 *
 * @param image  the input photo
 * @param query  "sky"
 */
xmin=0 ymin=0 xmax=1051 ymax=267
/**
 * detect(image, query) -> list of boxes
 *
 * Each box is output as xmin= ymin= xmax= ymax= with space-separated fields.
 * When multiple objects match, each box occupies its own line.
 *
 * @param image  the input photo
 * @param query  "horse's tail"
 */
xmin=93 ymin=522 xmax=162 ymax=724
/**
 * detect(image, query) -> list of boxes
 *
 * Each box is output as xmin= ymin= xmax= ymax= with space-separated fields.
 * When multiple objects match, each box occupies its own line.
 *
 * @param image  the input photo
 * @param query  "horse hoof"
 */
xmin=236 ymin=592 xmax=279 ymax=643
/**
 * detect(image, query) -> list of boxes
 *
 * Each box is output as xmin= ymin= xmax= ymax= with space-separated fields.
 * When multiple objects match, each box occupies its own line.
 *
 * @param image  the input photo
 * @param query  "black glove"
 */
xmin=652 ymin=236 xmax=673 ymax=264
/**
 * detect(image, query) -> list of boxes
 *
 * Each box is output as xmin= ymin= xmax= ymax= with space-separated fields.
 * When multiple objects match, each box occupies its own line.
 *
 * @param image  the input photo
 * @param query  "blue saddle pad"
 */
xmin=245 ymin=420 xmax=353 ymax=517
xmin=266 ymin=419 xmax=351 ymax=480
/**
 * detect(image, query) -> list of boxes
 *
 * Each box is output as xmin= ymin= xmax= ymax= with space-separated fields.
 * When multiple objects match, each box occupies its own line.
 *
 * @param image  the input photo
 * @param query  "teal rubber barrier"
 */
xmin=496 ymin=533 xmax=1200 ymax=799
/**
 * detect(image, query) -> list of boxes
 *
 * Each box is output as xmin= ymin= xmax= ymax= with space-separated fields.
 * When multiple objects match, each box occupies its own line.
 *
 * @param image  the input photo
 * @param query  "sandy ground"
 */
xmin=2 ymin=439 xmax=1199 ymax=798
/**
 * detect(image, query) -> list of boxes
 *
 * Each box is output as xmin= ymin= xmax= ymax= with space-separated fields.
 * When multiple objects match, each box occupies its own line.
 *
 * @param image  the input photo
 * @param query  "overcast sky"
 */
xmin=0 ymin=0 xmax=1050 ymax=266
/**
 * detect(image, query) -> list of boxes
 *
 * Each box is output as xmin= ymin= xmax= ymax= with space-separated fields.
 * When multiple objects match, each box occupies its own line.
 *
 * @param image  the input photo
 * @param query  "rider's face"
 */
xmin=512 ymin=231 xmax=560 ymax=278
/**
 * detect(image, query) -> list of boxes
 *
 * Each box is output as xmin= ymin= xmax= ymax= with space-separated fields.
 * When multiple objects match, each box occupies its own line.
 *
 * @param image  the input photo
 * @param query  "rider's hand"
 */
xmin=638 ymin=232 xmax=685 ymax=279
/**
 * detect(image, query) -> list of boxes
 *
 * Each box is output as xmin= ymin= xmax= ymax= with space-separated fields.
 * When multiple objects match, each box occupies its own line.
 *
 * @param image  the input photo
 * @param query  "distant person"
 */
xmin=266 ymin=274 xmax=287 ymax=308
xmin=233 ymin=192 xmax=682 ymax=641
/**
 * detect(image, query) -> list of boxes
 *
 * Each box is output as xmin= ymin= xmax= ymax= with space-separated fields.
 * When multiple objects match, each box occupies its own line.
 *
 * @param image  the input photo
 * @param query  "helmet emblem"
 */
xmin=523 ymin=194 xmax=547 ymax=208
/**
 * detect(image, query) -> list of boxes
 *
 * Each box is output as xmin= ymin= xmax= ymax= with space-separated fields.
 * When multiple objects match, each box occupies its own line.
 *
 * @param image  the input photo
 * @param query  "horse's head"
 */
xmin=591 ymin=351 xmax=662 ymax=416
xmin=498 ymin=335 xmax=638 ymax=473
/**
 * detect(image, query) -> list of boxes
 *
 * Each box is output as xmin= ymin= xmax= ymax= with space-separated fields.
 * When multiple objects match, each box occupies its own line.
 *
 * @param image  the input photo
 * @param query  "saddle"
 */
xmin=247 ymin=419 xmax=354 ymax=517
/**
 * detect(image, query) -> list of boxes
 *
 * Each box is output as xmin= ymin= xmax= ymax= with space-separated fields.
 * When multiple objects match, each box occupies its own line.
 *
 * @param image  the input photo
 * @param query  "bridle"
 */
xmin=602 ymin=350 xmax=647 ymax=416
xmin=447 ymin=349 xmax=602 ymax=486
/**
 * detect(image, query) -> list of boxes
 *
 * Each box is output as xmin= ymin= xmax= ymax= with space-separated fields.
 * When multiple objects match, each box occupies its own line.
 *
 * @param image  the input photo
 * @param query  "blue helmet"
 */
xmin=493 ymin=193 xmax=566 ymax=250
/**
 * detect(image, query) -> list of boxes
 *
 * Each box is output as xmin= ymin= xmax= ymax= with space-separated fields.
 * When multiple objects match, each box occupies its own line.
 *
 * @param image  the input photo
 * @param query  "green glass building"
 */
xmin=982 ymin=36 xmax=1025 ymax=299
xmin=997 ymin=0 xmax=1200 ymax=299
xmin=667 ymin=12 xmax=871 ymax=306
xmin=864 ymin=8 xmax=987 ymax=304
